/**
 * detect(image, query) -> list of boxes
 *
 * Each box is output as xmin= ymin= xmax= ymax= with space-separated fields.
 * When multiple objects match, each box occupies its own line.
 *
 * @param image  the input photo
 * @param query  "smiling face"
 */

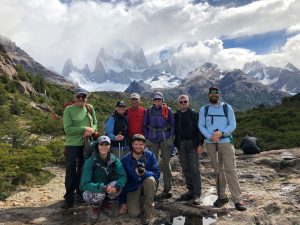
xmin=132 ymin=140 xmax=145 ymax=155
xmin=75 ymin=93 xmax=88 ymax=107
xmin=130 ymin=98 xmax=140 ymax=108
xmin=178 ymin=96 xmax=189 ymax=111
xmin=153 ymin=98 xmax=163 ymax=107
xmin=208 ymin=89 xmax=220 ymax=104
xmin=98 ymin=141 xmax=110 ymax=157
xmin=116 ymin=106 xmax=127 ymax=115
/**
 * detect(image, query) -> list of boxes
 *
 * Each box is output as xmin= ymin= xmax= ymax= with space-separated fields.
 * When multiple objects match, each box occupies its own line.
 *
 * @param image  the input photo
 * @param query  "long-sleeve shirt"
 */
xmin=198 ymin=102 xmax=236 ymax=144
xmin=63 ymin=104 xmax=97 ymax=146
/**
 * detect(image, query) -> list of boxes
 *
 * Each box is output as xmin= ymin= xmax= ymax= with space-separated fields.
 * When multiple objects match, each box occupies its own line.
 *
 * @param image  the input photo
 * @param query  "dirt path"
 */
xmin=0 ymin=149 xmax=300 ymax=225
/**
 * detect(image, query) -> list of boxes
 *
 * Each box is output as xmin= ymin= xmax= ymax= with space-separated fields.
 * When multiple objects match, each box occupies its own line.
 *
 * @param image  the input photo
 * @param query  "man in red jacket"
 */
xmin=127 ymin=93 xmax=145 ymax=140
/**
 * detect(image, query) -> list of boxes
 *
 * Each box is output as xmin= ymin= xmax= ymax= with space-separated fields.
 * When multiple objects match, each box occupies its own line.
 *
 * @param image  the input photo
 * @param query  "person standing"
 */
xmin=127 ymin=93 xmax=145 ymax=140
xmin=198 ymin=86 xmax=246 ymax=211
xmin=105 ymin=100 xmax=130 ymax=158
xmin=119 ymin=134 xmax=160 ymax=225
xmin=80 ymin=135 xmax=127 ymax=223
xmin=62 ymin=88 xmax=97 ymax=209
xmin=174 ymin=95 xmax=204 ymax=205
xmin=143 ymin=91 xmax=175 ymax=198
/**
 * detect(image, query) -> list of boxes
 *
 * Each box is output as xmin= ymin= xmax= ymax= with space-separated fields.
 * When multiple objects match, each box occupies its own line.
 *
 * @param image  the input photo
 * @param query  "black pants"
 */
xmin=64 ymin=145 xmax=84 ymax=204
xmin=243 ymin=147 xmax=260 ymax=154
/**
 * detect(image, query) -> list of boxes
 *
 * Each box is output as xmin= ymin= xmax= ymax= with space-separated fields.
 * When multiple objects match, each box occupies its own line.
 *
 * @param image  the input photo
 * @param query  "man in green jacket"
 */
xmin=80 ymin=135 xmax=127 ymax=223
xmin=62 ymin=88 xmax=97 ymax=209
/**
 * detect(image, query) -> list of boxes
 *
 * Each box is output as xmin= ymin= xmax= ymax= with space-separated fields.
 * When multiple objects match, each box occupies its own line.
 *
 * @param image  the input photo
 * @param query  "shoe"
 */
xmin=213 ymin=197 xmax=229 ymax=207
xmin=192 ymin=196 xmax=201 ymax=205
xmin=235 ymin=202 xmax=247 ymax=211
xmin=156 ymin=190 xmax=172 ymax=199
xmin=60 ymin=201 xmax=74 ymax=209
xmin=90 ymin=206 xmax=100 ymax=224
xmin=180 ymin=191 xmax=193 ymax=201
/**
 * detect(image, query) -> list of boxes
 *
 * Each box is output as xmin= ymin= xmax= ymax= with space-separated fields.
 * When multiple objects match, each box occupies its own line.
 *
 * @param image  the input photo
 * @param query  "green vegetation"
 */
xmin=0 ymin=65 xmax=299 ymax=199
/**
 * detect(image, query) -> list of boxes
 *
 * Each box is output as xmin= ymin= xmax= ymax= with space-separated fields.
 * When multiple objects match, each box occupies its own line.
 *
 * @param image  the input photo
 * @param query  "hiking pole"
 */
xmin=118 ymin=142 xmax=121 ymax=159
xmin=215 ymin=142 xmax=220 ymax=199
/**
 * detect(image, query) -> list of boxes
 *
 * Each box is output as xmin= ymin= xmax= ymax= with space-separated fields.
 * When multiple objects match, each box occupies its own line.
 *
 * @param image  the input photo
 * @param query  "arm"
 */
xmin=222 ymin=105 xmax=237 ymax=135
xmin=90 ymin=105 xmax=98 ymax=131
xmin=63 ymin=107 xmax=85 ymax=135
xmin=105 ymin=116 xmax=116 ymax=141
xmin=80 ymin=158 xmax=105 ymax=193
xmin=198 ymin=107 xmax=211 ymax=140
xmin=168 ymin=108 xmax=175 ymax=138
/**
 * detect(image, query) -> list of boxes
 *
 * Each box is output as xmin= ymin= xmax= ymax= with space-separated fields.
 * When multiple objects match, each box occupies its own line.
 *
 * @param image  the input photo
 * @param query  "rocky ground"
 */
xmin=0 ymin=148 xmax=299 ymax=225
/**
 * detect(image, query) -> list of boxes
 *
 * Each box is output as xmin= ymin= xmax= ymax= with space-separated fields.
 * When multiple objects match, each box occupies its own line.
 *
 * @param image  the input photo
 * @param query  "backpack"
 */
xmin=204 ymin=103 xmax=228 ymax=125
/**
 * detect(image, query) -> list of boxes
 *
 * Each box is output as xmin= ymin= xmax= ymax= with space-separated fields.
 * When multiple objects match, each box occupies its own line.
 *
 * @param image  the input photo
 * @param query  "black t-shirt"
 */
xmin=179 ymin=111 xmax=193 ymax=140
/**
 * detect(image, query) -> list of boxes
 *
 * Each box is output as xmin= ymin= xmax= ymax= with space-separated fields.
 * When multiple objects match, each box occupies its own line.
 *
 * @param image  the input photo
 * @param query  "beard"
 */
xmin=132 ymin=148 xmax=143 ymax=155
xmin=209 ymin=95 xmax=219 ymax=104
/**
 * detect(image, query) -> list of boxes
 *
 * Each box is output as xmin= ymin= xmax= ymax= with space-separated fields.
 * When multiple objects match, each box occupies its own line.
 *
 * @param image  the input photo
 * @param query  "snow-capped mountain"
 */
xmin=144 ymin=72 xmax=182 ymax=89
xmin=243 ymin=61 xmax=300 ymax=93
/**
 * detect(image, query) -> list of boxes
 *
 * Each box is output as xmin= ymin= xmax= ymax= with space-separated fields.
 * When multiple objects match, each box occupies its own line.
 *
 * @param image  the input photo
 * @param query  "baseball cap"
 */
xmin=132 ymin=134 xmax=146 ymax=142
xmin=75 ymin=87 xmax=88 ymax=95
xmin=130 ymin=93 xmax=141 ymax=99
xmin=116 ymin=100 xmax=127 ymax=107
xmin=152 ymin=91 xmax=163 ymax=100
xmin=208 ymin=86 xmax=220 ymax=94
xmin=97 ymin=135 xmax=111 ymax=145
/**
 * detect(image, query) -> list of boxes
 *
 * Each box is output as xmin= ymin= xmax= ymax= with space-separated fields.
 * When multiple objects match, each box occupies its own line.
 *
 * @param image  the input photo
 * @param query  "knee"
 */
xmin=143 ymin=177 xmax=156 ymax=186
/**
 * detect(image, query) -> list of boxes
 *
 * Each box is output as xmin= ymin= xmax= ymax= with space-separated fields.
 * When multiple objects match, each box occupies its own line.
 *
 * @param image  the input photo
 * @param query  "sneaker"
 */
xmin=213 ymin=197 xmax=229 ymax=207
xmin=60 ymin=201 xmax=74 ymax=209
xmin=156 ymin=190 xmax=172 ymax=199
xmin=180 ymin=191 xmax=193 ymax=201
xmin=192 ymin=196 xmax=201 ymax=205
xmin=235 ymin=202 xmax=247 ymax=211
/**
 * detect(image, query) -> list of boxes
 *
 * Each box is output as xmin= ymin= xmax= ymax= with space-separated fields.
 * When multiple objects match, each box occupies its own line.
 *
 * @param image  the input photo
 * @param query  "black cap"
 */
xmin=152 ymin=91 xmax=163 ymax=100
xmin=208 ymin=86 xmax=219 ymax=94
xmin=116 ymin=100 xmax=127 ymax=107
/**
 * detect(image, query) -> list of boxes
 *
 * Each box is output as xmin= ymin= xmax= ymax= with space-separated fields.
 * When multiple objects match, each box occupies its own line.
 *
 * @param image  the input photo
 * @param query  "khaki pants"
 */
xmin=206 ymin=143 xmax=242 ymax=203
xmin=147 ymin=139 xmax=172 ymax=192
xmin=127 ymin=177 xmax=156 ymax=218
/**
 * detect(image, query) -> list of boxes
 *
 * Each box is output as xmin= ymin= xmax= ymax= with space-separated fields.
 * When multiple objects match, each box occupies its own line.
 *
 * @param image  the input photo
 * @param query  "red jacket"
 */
xmin=127 ymin=106 xmax=145 ymax=138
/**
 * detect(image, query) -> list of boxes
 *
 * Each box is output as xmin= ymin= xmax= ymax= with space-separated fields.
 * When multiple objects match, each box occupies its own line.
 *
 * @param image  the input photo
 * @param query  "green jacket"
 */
xmin=80 ymin=147 xmax=127 ymax=193
xmin=63 ymin=104 xmax=97 ymax=146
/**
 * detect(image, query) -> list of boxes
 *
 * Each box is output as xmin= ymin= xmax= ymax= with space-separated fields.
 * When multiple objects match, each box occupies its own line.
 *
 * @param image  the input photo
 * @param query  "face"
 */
xmin=153 ymin=98 xmax=163 ymax=107
xmin=208 ymin=90 xmax=220 ymax=104
xmin=98 ymin=142 xmax=110 ymax=155
xmin=178 ymin=97 xmax=189 ymax=111
xmin=130 ymin=98 xmax=140 ymax=107
xmin=116 ymin=106 xmax=127 ymax=115
xmin=75 ymin=93 xmax=88 ymax=106
xmin=132 ymin=140 xmax=145 ymax=155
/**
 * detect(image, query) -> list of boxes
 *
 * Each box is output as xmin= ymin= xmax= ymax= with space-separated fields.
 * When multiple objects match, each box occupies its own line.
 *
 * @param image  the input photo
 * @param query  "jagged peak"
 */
xmin=284 ymin=63 xmax=300 ymax=73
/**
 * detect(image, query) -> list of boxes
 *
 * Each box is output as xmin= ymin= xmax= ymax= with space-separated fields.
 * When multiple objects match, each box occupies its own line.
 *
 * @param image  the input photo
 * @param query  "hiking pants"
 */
xmin=206 ymin=143 xmax=242 ymax=203
xmin=127 ymin=177 xmax=156 ymax=218
xmin=64 ymin=145 xmax=84 ymax=204
xmin=147 ymin=139 xmax=172 ymax=192
xmin=178 ymin=140 xmax=201 ymax=197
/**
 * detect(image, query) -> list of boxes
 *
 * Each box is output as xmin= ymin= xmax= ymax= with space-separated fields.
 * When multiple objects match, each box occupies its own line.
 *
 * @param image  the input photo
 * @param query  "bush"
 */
xmin=46 ymin=138 xmax=65 ymax=163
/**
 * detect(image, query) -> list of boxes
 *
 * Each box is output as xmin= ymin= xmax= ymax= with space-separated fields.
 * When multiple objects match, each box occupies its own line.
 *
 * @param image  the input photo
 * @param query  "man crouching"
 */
xmin=119 ymin=134 xmax=160 ymax=225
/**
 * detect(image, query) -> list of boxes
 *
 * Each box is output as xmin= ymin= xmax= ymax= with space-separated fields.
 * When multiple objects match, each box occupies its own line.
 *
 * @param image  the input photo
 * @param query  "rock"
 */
xmin=263 ymin=202 xmax=281 ymax=214
xmin=15 ymin=80 xmax=38 ymax=95
xmin=253 ymin=211 xmax=273 ymax=225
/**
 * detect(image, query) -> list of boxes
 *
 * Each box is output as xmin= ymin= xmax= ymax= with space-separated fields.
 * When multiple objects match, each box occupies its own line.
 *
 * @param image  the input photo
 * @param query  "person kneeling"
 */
xmin=119 ymin=134 xmax=160 ymax=225
xmin=80 ymin=135 xmax=127 ymax=223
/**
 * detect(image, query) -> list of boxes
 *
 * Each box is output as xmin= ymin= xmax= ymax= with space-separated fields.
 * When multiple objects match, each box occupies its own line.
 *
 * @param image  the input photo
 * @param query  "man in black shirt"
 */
xmin=174 ymin=95 xmax=204 ymax=205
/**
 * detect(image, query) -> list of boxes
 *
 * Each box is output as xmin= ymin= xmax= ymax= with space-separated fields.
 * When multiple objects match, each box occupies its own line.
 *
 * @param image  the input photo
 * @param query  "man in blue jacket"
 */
xmin=198 ymin=86 xmax=246 ymax=211
xmin=119 ymin=134 xmax=160 ymax=225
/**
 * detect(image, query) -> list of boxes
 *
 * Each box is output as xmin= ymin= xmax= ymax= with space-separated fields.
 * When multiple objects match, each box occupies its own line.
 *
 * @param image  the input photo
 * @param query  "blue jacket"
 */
xmin=119 ymin=149 xmax=160 ymax=204
xmin=143 ymin=106 xmax=175 ymax=143
xmin=198 ymin=102 xmax=236 ymax=144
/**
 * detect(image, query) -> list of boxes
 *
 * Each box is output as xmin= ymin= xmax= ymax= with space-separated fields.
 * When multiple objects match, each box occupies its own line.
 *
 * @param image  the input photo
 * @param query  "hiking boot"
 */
xmin=235 ymin=202 xmax=247 ymax=211
xmin=90 ymin=206 xmax=100 ymax=224
xmin=213 ymin=197 xmax=229 ymax=207
xmin=192 ymin=196 xmax=201 ymax=205
xmin=142 ymin=211 xmax=152 ymax=225
xmin=156 ymin=190 xmax=172 ymax=199
xmin=60 ymin=201 xmax=74 ymax=209
xmin=180 ymin=191 xmax=193 ymax=201
xmin=75 ymin=195 xmax=85 ymax=204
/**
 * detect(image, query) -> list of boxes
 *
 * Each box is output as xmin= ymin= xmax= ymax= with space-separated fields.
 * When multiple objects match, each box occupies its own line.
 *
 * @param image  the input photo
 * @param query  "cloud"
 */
xmin=0 ymin=0 xmax=299 ymax=73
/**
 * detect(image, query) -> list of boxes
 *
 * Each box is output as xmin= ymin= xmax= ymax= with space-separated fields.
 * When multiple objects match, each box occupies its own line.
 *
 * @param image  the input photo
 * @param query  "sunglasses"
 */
xmin=153 ymin=98 xmax=162 ymax=101
xmin=179 ymin=100 xmax=188 ymax=104
xmin=209 ymin=90 xmax=220 ymax=94
xmin=76 ymin=94 xmax=87 ymax=99
xmin=99 ymin=142 xmax=110 ymax=146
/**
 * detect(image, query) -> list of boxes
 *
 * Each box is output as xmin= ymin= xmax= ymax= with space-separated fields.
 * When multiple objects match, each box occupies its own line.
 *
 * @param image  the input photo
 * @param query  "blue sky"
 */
xmin=1 ymin=0 xmax=300 ymax=72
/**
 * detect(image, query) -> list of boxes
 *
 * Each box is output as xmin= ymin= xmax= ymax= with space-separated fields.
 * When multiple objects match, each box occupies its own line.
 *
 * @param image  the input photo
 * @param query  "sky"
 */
xmin=0 ymin=0 xmax=300 ymax=74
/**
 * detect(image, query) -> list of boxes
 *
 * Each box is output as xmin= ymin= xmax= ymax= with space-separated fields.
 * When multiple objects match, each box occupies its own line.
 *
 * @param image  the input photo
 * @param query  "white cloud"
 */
xmin=0 ymin=0 xmax=299 ymax=73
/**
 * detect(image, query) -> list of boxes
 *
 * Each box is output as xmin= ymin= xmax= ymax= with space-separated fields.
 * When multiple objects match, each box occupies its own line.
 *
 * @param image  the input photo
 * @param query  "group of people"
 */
xmin=62 ymin=86 xmax=247 ymax=225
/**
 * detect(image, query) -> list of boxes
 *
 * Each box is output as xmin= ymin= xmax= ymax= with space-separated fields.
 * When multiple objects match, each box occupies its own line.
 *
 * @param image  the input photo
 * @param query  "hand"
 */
xmin=106 ymin=185 xmax=117 ymax=194
xmin=119 ymin=204 xmax=127 ymax=214
xmin=115 ymin=135 xmax=124 ymax=141
xmin=85 ymin=127 xmax=94 ymax=136
xmin=197 ymin=145 xmax=204 ymax=155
